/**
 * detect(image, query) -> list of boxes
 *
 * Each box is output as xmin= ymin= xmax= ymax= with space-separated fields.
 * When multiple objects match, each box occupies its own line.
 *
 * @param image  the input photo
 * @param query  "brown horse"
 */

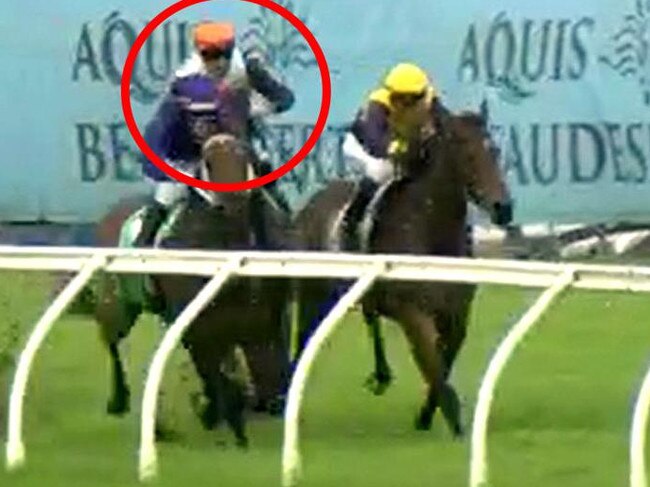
xmin=62 ymin=134 xmax=292 ymax=445
xmin=291 ymin=109 xmax=512 ymax=436
xmin=152 ymin=134 xmax=292 ymax=446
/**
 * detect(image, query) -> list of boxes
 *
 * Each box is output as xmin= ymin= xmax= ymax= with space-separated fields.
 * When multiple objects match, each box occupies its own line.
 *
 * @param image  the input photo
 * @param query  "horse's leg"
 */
xmin=244 ymin=337 xmax=288 ymax=416
xmin=147 ymin=316 xmax=182 ymax=443
xmin=291 ymin=280 xmax=327 ymax=366
xmin=219 ymin=347 xmax=250 ymax=448
xmin=444 ymin=288 xmax=474 ymax=371
xmin=183 ymin=337 xmax=223 ymax=431
xmin=105 ymin=341 xmax=129 ymax=415
xmin=441 ymin=309 xmax=469 ymax=374
xmin=188 ymin=339 xmax=249 ymax=447
xmin=159 ymin=280 xmax=225 ymax=431
xmin=262 ymin=298 xmax=294 ymax=416
xmin=412 ymin=312 xmax=466 ymax=426
xmin=397 ymin=306 xmax=463 ymax=437
xmin=95 ymin=275 xmax=141 ymax=416
xmin=413 ymin=287 xmax=474 ymax=427
xmin=363 ymin=308 xmax=393 ymax=395
xmin=294 ymin=280 xmax=350 ymax=358
xmin=273 ymin=299 xmax=294 ymax=412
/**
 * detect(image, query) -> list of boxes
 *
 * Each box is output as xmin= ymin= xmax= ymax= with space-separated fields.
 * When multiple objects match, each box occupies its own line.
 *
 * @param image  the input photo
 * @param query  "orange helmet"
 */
xmin=193 ymin=21 xmax=236 ymax=53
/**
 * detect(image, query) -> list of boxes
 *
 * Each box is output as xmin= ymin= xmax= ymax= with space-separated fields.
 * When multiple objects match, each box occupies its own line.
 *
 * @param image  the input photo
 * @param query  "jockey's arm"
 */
xmin=243 ymin=53 xmax=295 ymax=116
xmin=141 ymin=84 xmax=183 ymax=181
xmin=343 ymin=101 xmax=394 ymax=183
xmin=351 ymin=101 xmax=391 ymax=158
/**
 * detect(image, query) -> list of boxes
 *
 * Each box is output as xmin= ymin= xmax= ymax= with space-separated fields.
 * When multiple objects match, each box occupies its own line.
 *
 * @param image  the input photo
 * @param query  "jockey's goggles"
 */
xmin=390 ymin=90 xmax=426 ymax=108
xmin=199 ymin=45 xmax=234 ymax=61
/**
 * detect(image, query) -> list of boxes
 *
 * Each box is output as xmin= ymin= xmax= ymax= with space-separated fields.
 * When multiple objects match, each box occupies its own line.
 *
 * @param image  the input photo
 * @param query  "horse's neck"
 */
xmin=373 ymin=153 xmax=468 ymax=255
xmin=202 ymin=160 xmax=250 ymax=184
xmin=176 ymin=193 xmax=252 ymax=249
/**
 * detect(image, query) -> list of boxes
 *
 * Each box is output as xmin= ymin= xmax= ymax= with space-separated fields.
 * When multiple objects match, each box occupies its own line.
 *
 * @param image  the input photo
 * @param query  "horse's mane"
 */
xmin=377 ymin=108 xmax=488 ymax=207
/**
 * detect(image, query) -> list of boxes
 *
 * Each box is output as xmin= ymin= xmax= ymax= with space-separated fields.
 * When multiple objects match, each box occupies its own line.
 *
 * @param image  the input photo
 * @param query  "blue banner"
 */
xmin=2 ymin=0 xmax=650 ymax=224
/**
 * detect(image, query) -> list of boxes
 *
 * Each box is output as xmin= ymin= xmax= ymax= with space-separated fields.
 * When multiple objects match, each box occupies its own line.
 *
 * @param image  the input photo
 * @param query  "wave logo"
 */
xmin=71 ymin=4 xmax=316 ymax=106
xmin=240 ymin=0 xmax=317 ymax=71
xmin=600 ymin=0 xmax=650 ymax=104
xmin=71 ymin=11 xmax=191 ymax=105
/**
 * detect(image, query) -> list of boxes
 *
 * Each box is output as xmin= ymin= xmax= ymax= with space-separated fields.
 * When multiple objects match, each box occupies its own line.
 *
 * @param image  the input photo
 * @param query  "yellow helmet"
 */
xmin=384 ymin=63 xmax=430 ymax=95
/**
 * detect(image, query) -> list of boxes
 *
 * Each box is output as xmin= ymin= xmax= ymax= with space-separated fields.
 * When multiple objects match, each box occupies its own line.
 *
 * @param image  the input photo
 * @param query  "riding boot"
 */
xmin=134 ymin=202 xmax=168 ymax=248
xmin=342 ymin=177 xmax=379 ymax=251
xmin=133 ymin=202 xmax=168 ymax=313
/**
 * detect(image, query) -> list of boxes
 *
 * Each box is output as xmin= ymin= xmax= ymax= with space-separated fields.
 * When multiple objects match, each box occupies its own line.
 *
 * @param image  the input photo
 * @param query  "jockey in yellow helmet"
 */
xmin=340 ymin=62 xmax=451 ymax=248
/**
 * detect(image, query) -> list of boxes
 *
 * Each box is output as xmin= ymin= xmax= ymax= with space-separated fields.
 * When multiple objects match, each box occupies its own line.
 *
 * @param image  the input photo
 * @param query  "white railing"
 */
xmin=0 ymin=246 xmax=648 ymax=486
xmin=631 ymin=362 xmax=650 ymax=487
xmin=469 ymin=269 xmax=576 ymax=487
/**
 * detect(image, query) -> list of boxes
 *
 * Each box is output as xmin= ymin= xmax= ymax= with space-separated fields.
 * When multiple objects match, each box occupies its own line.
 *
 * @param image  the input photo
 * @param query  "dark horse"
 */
xmin=152 ymin=134 xmax=292 ymax=446
xmin=291 ymin=108 xmax=512 ymax=436
xmin=64 ymin=133 xmax=292 ymax=446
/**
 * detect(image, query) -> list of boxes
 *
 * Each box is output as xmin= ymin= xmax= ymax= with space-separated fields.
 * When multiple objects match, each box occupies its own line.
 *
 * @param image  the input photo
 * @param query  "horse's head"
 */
xmin=447 ymin=111 xmax=513 ymax=227
xmin=195 ymin=133 xmax=257 ymax=222
xmin=201 ymin=133 xmax=254 ymax=185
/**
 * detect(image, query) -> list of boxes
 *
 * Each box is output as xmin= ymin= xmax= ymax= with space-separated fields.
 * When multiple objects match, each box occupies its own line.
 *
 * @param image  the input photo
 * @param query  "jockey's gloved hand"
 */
xmin=492 ymin=200 xmax=514 ymax=227
xmin=242 ymin=46 xmax=267 ymax=65
xmin=256 ymin=160 xmax=274 ymax=178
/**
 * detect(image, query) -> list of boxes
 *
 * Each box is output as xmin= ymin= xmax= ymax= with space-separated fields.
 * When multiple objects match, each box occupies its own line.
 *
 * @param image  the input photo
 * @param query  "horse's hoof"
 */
xmin=106 ymin=394 xmax=130 ymax=416
xmin=200 ymin=408 xmax=221 ymax=431
xmin=235 ymin=436 xmax=249 ymax=450
xmin=415 ymin=411 xmax=433 ymax=431
xmin=267 ymin=395 xmax=286 ymax=417
xmin=251 ymin=395 xmax=285 ymax=417
xmin=364 ymin=373 xmax=393 ymax=396
xmin=450 ymin=423 xmax=465 ymax=439
xmin=197 ymin=398 xmax=222 ymax=430
xmin=155 ymin=423 xmax=179 ymax=443
xmin=252 ymin=399 xmax=269 ymax=413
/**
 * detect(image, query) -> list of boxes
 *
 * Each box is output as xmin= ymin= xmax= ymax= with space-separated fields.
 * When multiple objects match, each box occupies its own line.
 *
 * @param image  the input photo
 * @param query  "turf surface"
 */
xmin=0 ymin=270 xmax=648 ymax=486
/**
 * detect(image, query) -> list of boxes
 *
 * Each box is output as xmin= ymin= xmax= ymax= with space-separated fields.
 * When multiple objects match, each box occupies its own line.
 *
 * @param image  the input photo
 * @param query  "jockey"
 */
xmin=341 ymin=62 xmax=452 ymax=246
xmin=136 ymin=21 xmax=295 ymax=246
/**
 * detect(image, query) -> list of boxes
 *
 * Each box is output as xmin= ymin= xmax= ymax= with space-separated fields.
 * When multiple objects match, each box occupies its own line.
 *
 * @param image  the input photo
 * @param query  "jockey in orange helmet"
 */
xmin=340 ymin=62 xmax=451 ymax=248
xmin=136 ymin=21 xmax=295 ymax=246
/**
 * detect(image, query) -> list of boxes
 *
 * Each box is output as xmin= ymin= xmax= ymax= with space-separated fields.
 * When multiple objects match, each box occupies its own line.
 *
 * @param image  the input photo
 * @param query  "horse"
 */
xmin=61 ymin=133 xmax=292 ymax=445
xmin=290 ymin=108 xmax=513 ymax=436
xmin=151 ymin=133 xmax=293 ymax=446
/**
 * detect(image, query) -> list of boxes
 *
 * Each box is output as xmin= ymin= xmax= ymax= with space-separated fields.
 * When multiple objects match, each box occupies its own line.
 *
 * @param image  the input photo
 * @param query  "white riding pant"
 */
xmin=150 ymin=160 xmax=197 ymax=207
xmin=342 ymin=132 xmax=394 ymax=184
xmin=154 ymin=181 xmax=190 ymax=206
